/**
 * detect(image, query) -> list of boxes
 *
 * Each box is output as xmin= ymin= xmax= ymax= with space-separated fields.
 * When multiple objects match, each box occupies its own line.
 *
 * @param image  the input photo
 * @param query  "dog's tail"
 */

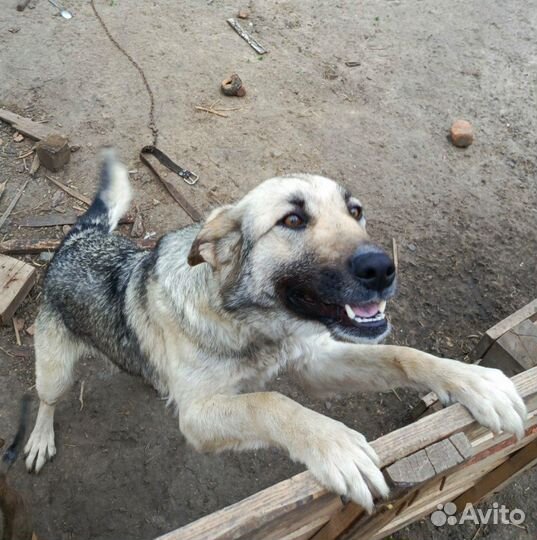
xmin=74 ymin=148 xmax=132 ymax=234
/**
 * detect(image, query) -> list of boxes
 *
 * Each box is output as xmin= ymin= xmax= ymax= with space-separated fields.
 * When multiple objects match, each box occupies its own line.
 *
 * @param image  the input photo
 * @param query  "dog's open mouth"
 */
xmin=283 ymin=287 xmax=391 ymax=341
xmin=342 ymin=301 xmax=386 ymax=327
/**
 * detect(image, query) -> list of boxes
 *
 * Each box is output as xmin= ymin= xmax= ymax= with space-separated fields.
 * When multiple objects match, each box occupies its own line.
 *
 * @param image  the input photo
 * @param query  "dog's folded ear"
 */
xmin=188 ymin=206 xmax=240 ymax=267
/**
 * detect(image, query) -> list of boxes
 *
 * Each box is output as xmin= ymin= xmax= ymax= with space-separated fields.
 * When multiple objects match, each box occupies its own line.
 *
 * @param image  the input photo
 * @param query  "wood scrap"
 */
xmin=0 ymin=180 xmax=6 ymax=202
xmin=0 ymin=237 xmax=157 ymax=255
xmin=130 ymin=206 xmax=144 ymax=238
xmin=481 ymin=319 xmax=537 ymax=375
xmin=0 ymin=254 xmax=37 ymax=325
xmin=13 ymin=317 xmax=24 ymax=346
xmin=16 ymin=212 xmax=135 ymax=228
xmin=37 ymin=135 xmax=70 ymax=171
xmin=45 ymin=176 xmax=91 ymax=206
xmin=29 ymin=153 xmax=40 ymax=176
xmin=227 ymin=18 xmax=268 ymax=54
xmin=0 ymin=108 xmax=60 ymax=141
xmin=471 ymin=299 xmax=537 ymax=360
xmin=0 ymin=179 xmax=30 ymax=230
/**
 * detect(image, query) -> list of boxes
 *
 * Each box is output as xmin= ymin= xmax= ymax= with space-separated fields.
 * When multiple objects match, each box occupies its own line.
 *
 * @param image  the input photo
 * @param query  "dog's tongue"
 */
xmin=352 ymin=303 xmax=380 ymax=318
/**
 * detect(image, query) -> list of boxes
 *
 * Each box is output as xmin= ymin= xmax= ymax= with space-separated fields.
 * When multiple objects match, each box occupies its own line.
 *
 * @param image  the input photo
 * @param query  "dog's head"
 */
xmin=188 ymin=175 xmax=396 ymax=344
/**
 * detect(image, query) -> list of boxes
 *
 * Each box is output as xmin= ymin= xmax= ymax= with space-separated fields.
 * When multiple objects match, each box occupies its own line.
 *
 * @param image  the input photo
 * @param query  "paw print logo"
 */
xmin=431 ymin=502 xmax=458 ymax=526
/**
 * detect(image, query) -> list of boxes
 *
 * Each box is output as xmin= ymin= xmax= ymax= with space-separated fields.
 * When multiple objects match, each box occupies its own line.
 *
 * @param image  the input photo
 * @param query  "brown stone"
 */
xmin=237 ymin=9 xmax=250 ymax=19
xmin=36 ymin=134 xmax=70 ymax=171
xmin=450 ymin=119 xmax=474 ymax=148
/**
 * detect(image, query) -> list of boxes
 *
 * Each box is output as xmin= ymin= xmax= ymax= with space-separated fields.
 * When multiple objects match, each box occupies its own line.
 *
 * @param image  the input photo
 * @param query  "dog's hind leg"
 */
xmin=24 ymin=312 xmax=84 ymax=473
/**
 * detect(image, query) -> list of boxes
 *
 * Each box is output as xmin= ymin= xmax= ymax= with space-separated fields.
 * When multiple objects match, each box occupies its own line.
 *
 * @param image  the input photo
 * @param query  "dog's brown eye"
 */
xmin=282 ymin=213 xmax=305 ymax=229
xmin=349 ymin=205 xmax=363 ymax=220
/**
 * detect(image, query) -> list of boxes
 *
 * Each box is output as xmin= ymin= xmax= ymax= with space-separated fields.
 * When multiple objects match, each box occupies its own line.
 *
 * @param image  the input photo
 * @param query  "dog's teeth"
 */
xmin=379 ymin=300 xmax=386 ymax=313
xmin=344 ymin=304 xmax=356 ymax=320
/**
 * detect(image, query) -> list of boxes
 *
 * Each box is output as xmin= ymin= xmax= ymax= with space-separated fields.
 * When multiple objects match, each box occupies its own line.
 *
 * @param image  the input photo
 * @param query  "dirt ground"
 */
xmin=1 ymin=0 xmax=536 ymax=538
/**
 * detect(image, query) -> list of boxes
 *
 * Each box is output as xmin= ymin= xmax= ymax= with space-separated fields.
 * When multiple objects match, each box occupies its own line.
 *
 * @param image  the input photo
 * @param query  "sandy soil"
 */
xmin=1 ymin=0 xmax=536 ymax=538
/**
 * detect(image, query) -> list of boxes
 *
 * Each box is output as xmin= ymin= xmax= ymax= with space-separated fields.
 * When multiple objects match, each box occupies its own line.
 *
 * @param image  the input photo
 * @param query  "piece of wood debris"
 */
xmin=227 ymin=18 xmax=268 ymax=54
xmin=13 ymin=317 xmax=24 ymax=346
xmin=130 ymin=207 xmax=145 ymax=238
xmin=0 ymin=108 xmax=61 ymax=141
xmin=16 ymin=212 xmax=135 ymax=228
xmin=0 ymin=179 xmax=30 ymax=230
xmin=29 ymin=153 xmax=40 ymax=176
xmin=45 ymin=176 xmax=91 ymax=206
xmin=79 ymin=380 xmax=85 ymax=411
xmin=0 ymin=181 xmax=6 ymax=202
xmin=0 ymin=254 xmax=37 ymax=325
xmin=0 ymin=238 xmax=157 ymax=255
xmin=16 ymin=149 xmax=34 ymax=160
xmin=392 ymin=237 xmax=398 ymax=270
xmin=37 ymin=135 xmax=70 ymax=172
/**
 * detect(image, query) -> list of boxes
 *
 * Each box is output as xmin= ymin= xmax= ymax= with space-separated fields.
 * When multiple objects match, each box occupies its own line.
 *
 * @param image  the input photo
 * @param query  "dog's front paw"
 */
xmin=434 ymin=362 xmax=527 ymax=439
xmin=291 ymin=416 xmax=389 ymax=512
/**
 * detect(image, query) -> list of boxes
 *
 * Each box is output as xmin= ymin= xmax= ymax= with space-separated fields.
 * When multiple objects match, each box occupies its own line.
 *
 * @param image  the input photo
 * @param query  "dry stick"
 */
xmin=0 ymin=179 xmax=30 ymax=230
xmin=45 ymin=176 xmax=92 ymax=206
xmin=0 ymin=237 xmax=158 ymax=255
xmin=12 ymin=318 xmax=22 ymax=347
xmin=16 ymin=149 xmax=34 ymax=160
xmin=392 ymin=237 xmax=398 ymax=270
xmin=79 ymin=380 xmax=85 ymax=411
xmin=0 ymin=181 xmax=6 ymax=202
xmin=195 ymin=106 xmax=229 ymax=118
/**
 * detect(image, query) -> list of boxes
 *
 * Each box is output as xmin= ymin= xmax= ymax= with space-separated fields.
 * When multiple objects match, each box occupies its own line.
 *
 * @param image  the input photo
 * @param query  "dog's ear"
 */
xmin=188 ymin=205 xmax=240 ymax=267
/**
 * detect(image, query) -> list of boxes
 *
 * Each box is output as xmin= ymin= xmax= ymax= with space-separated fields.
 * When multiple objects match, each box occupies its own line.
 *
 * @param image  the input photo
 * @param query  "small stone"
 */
xmin=8 ymin=27 xmax=21 ymax=33
xmin=237 ymin=9 xmax=250 ymax=19
xmin=407 ymin=243 xmax=416 ymax=252
xmin=450 ymin=119 xmax=474 ymax=148
xmin=13 ymin=132 xmax=24 ymax=142
xmin=152 ymin=199 xmax=160 ymax=206
xmin=70 ymin=144 xmax=81 ymax=153
xmin=62 ymin=225 xmax=71 ymax=235
xmin=36 ymin=134 xmax=70 ymax=171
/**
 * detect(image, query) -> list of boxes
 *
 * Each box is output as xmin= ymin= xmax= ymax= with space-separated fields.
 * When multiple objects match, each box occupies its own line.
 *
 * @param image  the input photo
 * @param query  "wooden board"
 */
xmin=0 ymin=108 xmax=61 ymax=141
xmin=0 ymin=254 xmax=36 ymax=324
xmin=481 ymin=319 xmax=537 ymax=376
xmin=0 ymin=238 xmax=157 ymax=255
xmin=471 ymin=299 xmax=537 ymax=360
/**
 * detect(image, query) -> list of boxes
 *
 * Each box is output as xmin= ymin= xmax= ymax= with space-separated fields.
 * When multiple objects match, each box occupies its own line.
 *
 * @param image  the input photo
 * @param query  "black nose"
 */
xmin=350 ymin=248 xmax=396 ymax=291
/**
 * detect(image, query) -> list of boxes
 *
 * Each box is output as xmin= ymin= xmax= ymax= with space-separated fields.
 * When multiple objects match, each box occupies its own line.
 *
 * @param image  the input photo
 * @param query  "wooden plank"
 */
xmin=505 ymin=320 xmax=537 ymax=369
xmin=310 ymin=503 xmax=365 ymax=540
xmin=248 ymin=492 xmax=342 ymax=540
xmin=453 ymin=437 xmax=537 ymax=509
xmin=425 ymin=438 xmax=466 ymax=474
xmin=16 ymin=213 xmax=135 ymax=228
xmin=156 ymin=368 xmax=537 ymax=540
xmin=0 ymin=254 xmax=36 ymax=324
xmin=471 ymin=299 xmax=537 ymax=360
xmin=385 ymin=450 xmax=435 ymax=487
xmin=0 ymin=238 xmax=157 ymax=255
xmin=45 ymin=176 xmax=92 ymax=206
xmin=154 ymin=474 xmax=337 ymax=540
xmin=0 ymin=108 xmax=61 ymax=141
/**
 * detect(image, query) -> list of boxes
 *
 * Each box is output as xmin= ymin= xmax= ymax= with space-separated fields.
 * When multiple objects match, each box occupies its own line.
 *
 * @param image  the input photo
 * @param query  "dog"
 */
xmin=24 ymin=151 xmax=526 ymax=512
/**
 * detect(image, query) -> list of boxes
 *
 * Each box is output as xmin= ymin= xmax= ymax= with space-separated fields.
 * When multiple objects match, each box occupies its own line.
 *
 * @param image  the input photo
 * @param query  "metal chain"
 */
xmin=90 ymin=0 xmax=158 ymax=146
